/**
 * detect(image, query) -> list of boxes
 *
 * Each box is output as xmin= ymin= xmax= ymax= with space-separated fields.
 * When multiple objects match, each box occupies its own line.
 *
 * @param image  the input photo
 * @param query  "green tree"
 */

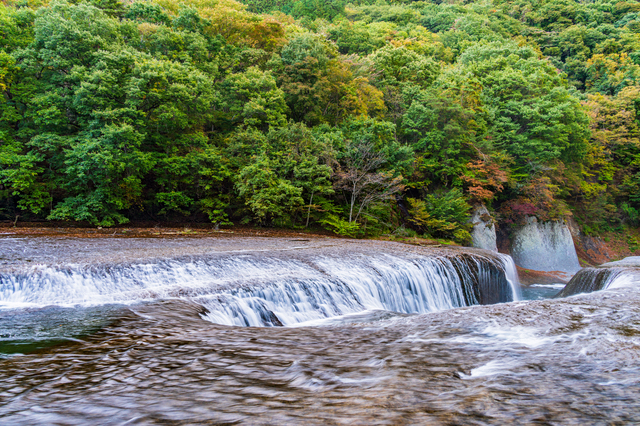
xmin=235 ymin=122 xmax=334 ymax=225
xmin=217 ymin=66 xmax=287 ymax=130
xmin=460 ymin=41 xmax=589 ymax=175
xmin=402 ymin=84 xmax=485 ymax=189
xmin=407 ymin=188 xmax=472 ymax=242
xmin=275 ymin=33 xmax=384 ymax=125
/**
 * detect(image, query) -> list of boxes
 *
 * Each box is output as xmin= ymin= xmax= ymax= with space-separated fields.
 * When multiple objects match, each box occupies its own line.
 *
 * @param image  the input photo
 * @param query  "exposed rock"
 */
xmin=598 ymin=256 xmax=640 ymax=268
xmin=510 ymin=216 xmax=581 ymax=274
xmin=516 ymin=266 xmax=570 ymax=286
xmin=573 ymin=235 xmax=614 ymax=265
xmin=469 ymin=204 xmax=497 ymax=252
xmin=566 ymin=216 xmax=581 ymax=238
xmin=564 ymin=216 xmax=613 ymax=266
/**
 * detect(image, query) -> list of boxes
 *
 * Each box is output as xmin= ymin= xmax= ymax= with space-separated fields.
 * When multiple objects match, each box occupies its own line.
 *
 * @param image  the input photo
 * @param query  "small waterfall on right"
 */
xmin=556 ymin=258 xmax=640 ymax=298
xmin=555 ymin=268 xmax=622 ymax=298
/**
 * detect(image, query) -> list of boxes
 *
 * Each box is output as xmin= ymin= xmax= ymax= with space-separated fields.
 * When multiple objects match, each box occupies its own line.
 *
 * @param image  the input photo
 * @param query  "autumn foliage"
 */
xmin=1 ymin=0 xmax=640 ymax=241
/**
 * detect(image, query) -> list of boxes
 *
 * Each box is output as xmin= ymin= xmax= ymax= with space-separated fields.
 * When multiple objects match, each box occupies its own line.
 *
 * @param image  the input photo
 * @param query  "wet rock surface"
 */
xmin=510 ymin=216 xmax=581 ymax=274
xmin=516 ymin=266 xmax=571 ymax=286
xmin=598 ymin=256 xmax=640 ymax=268
xmin=2 ymin=290 xmax=640 ymax=424
xmin=1 ymin=236 xmax=639 ymax=424
xmin=0 ymin=235 xmax=483 ymax=271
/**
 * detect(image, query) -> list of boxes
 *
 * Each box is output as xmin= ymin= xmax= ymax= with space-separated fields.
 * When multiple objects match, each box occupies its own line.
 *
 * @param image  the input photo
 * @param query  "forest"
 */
xmin=2 ymin=0 xmax=640 ymax=241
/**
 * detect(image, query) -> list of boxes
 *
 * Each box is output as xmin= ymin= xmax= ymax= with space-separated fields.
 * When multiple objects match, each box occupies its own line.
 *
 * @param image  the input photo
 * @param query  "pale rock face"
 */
xmin=470 ymin=205 xmax=497 ymax=252
xmin=510 ymin=216 xmax=581 ymax=274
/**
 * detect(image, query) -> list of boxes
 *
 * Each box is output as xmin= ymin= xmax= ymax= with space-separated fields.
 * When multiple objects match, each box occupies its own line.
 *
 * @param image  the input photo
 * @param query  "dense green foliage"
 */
xmin=2 ymin=0 xmax=640 ymax=240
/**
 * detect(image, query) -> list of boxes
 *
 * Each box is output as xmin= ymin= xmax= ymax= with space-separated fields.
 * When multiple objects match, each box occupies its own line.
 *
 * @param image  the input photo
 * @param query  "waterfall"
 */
xmin=498 ymin=253 xmax=521 ymax=301
xmin=0 ymin=252 xmax=520 ymax=327
xmin=556 ymin=256 xmax=640 ymax=297
xmin=556 ymin=266 xmax=640 ymax=298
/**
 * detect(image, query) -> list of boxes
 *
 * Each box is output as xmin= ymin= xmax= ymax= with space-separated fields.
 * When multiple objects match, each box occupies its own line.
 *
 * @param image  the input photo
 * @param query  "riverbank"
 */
xmin=0 ymin=221 xmax=331 ymax=239
xmin=0 ymin=221 xmax=452 ymax=249
xmin=4 ymin=221 xmax=640 ymax=283
xmin=572 ymin=228 xmax=640 ymax=267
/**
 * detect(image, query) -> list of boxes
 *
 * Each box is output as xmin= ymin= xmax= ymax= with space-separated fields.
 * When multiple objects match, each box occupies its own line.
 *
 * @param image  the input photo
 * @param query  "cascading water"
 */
xmin=0 ymin=249 xmax=519 ymax=327
xmin=4 ymin=236 xmax=640 ymax=424
xmin=556 ymin=257 xmax=640 ymax=297
xmin=201 ymin=253 xmax=521 ymax=326
xmin=498 ymin=253 xmax=521 ymax=301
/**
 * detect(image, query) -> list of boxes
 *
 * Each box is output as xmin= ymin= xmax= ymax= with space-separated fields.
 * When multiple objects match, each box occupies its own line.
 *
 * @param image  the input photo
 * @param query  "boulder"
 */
xmin=470 ymin=205 xmax=497 ymax=252
xmin=510 ymin=216 xmax=581 ymax=274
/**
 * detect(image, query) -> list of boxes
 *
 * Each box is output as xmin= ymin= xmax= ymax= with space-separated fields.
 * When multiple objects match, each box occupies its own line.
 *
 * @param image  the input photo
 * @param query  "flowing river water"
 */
xmin=0 ymin=235 xmax=639 ymax=424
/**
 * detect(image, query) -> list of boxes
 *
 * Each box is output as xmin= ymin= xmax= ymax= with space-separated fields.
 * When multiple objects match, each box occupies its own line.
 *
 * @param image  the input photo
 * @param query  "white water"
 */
xmin=603 ymin=270 xmax=640 ymax=289
xmin=200 ymin=255 xmax=477 ymax=326
xmin=498 ymin=253 xmax=521 ymax=301
xmin=559 ymin=259 xmax=640 ymax=297
xmin=459 ymin=359 xmax=524 ymax=379
xmin=0 ymin=252 xmax=521 ymax=327
xmin=530 ymin=284 xmax=566 ymax=289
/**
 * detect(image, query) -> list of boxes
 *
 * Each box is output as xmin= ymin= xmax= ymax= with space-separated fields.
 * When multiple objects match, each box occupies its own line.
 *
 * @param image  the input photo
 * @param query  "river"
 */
xmin=1 ymin=236 xmax=638 ymax=424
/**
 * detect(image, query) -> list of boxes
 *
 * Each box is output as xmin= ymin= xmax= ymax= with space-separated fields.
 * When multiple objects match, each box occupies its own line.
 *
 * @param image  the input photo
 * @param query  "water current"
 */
xmin=1 ymin=236 xmax=639 ymax=424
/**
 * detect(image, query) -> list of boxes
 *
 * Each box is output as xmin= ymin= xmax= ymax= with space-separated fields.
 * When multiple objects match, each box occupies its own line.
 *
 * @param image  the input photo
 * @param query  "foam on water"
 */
xmin=497 ymin=253 xmax=521 ymax=301
xmin=459 ymin=359 xmax=523 ymax=379
xmin=0 ymin=251 xmax=520 ymax=327
xmin=531 ymin=284 xmax=566 ymax=289
xmin=606 ymin=270 xmax=640 ymax=289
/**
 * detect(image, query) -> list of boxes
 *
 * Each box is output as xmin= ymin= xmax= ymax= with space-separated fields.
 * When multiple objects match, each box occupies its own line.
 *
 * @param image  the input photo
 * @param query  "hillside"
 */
xmin=2 ymin=0 xmax=640 ymax=244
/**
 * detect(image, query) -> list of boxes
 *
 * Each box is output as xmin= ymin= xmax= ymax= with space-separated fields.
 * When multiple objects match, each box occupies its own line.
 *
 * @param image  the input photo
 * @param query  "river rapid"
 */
xmin=1 ymin=236 xmax=639 ymax=424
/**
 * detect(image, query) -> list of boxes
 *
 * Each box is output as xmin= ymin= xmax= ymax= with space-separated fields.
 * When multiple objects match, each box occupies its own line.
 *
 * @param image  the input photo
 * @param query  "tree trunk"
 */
xmin=305 ymin=192 xmax=314 ymax=228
